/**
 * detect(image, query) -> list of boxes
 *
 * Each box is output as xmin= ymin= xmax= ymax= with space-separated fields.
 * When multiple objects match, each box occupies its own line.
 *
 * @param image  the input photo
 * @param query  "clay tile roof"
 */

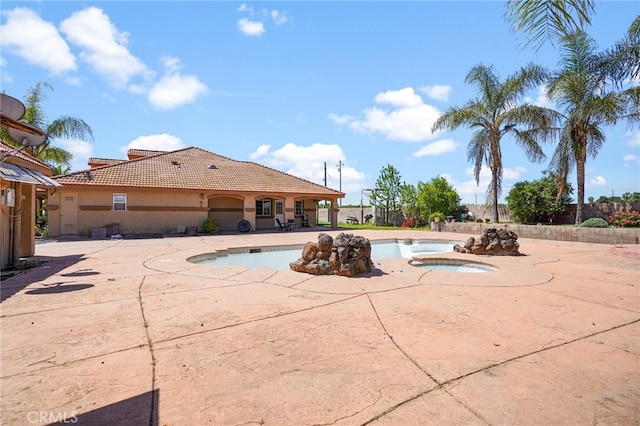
xmin=127 ymin=149 xmax=166 ymax=160
xmin=0 ymin=140 xmax=53 ymax=176
xmin=54 ymin=147 xmax=344 ymax=197
xmin=88 ymin=157 xmax=126 ymax=168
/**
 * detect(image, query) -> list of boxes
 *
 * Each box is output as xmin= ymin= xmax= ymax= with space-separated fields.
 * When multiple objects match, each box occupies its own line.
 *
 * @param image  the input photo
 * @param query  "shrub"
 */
xmin=202 ymin=217 xmax=219 ymax=233
xmin=579 ymin=217 xmax=609 ymax=228
xmin=506 ymin=172 xmax=573 ymax=224
xmin=608 ymin=211 xmax=640 ymax=228
xmin=428 ymin=212 xmax=445 ymax=222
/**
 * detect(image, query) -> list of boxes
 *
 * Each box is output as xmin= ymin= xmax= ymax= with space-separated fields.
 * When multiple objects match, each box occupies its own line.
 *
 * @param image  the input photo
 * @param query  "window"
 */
xmin=113 ymin=193 xmax=127 ymax=211
xmin=295 ymin=200 xmax=303 ymax=216
xmin=256 ymin=199 xmax=271 ymax=217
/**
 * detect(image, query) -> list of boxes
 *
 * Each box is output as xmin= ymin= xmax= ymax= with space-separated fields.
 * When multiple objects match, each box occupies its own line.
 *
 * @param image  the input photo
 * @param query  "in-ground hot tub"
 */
xmin=410 ymin=258 xmax=498 ymax=273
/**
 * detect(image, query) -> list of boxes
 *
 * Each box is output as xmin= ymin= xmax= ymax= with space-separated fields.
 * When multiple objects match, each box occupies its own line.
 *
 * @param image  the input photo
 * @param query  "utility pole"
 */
xmin=337 ymin=160 xmax=342 ymax=206
xmin=324 ymin=162 xmax=327 ymax=208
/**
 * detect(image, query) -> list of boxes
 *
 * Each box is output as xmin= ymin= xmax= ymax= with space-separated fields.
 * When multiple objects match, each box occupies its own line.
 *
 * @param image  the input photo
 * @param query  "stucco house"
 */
xmin=1 ymin=141 xmax=60 ymax=268
xmin=48 ymin=147 xmax=344 ymax=237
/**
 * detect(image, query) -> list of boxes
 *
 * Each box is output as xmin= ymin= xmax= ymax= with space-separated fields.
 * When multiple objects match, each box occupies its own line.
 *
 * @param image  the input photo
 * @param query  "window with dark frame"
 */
xmin=295 ymin=200 xmax=303 ymax=216
xmin=256 ymin=199 xmax=272 ymax=217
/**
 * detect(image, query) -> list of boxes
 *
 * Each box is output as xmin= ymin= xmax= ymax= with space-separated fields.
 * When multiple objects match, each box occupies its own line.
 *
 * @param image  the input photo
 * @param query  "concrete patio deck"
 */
xmin=1 ymin=229 xmax=638 ymax=425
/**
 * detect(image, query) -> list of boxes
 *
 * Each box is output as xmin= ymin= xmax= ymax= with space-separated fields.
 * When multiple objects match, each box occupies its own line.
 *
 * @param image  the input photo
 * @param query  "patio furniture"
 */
xmin=276 ymin=218 xmax=292 ymax=231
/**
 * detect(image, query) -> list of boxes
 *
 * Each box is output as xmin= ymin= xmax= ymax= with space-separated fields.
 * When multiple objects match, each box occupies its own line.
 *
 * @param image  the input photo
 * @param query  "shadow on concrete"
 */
xmin=25 ymin=283 xmax=94 ymax=295
xmin=50 ymin=389 xmax=158 ymax=426
xmin=0 ymin=254 xmax=88 ymax=303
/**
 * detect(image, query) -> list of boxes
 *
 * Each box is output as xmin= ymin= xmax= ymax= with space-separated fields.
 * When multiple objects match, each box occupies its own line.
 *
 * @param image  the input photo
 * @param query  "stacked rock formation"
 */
xmin=289 ymin=232 xmax=373 ymax=276
xmin=454 ymin=228 xmax=520 ymax=256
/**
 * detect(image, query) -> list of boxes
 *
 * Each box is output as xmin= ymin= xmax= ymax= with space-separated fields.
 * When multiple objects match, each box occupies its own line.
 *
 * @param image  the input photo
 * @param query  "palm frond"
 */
xmin=504 ymin=0 xmax=595 ymax=50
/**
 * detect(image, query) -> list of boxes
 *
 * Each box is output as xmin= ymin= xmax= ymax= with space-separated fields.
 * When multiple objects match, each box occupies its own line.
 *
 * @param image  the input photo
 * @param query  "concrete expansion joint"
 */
xmin=137 ymin=276 xmax=157 ymax=426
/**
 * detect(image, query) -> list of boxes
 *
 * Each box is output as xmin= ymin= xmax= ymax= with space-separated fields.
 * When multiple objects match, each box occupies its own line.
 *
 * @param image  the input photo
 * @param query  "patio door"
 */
xmin=274 ymin=201 xmax=284 ymax=227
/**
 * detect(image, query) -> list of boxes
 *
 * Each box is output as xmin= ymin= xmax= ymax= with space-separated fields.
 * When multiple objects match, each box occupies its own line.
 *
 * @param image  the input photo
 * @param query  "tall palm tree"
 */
xmin=546 ymin=30 xmax=639 ymax=224
xmin=2 ymin=82 xmax=93 ymax=169
xmin=504 ymin=0 xmax=596 ymax=50
xmin=432 ymin=63 xmax=560 ymax=223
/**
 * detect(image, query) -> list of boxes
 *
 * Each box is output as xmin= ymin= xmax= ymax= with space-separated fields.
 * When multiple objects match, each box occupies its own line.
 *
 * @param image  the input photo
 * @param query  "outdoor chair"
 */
xmin=276 ymin=218 xmax=292 ymax=232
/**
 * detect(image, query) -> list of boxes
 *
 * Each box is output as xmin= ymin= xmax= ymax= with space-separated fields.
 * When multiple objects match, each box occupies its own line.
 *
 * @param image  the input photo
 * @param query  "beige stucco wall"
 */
xmin=47 ymin=188 xmax=331 ymax=236
xmin=48 ymin=187 xmax=208 ymax=237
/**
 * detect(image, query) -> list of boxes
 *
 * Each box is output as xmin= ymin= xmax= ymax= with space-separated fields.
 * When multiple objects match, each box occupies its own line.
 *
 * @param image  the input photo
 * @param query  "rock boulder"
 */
xmin=454 ymin=228 xmax=520 ymax=256
xmin=289 ymin=232 xmax=373 ymax=276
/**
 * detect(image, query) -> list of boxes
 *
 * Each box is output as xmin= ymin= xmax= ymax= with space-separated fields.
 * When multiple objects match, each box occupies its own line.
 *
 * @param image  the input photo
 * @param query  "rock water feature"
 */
xmin=289 ymin=233 xmax=373 ymax=276
xmin=454 ymin=228 xmax=520 ymax=256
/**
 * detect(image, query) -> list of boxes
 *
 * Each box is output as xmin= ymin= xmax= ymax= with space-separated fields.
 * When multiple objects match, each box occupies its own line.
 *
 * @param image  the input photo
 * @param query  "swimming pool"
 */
xmin=190 ymin=239 xmax=461 ymax=270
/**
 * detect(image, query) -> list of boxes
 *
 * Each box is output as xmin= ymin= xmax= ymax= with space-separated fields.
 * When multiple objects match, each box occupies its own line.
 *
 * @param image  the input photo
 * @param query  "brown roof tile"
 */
xmin=55 ymin=147 xmax=344 ymax=197
xmin=88 ymin=157 xmax=126 ymax=168
xmin=0 ymin=141 xmax=54 ymax=176
xmin=127 ymin=149 xmax=166 ymax=160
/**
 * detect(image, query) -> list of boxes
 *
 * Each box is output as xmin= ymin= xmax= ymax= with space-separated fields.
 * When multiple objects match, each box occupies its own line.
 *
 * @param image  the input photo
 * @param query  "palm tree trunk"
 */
xmin=492 ymin=173 xmax=500 ymax=223
xmin=575 ymin=154 xmax=586 ymax=224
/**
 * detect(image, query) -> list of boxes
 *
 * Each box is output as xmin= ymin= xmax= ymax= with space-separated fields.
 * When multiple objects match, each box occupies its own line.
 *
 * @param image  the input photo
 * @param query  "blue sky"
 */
xmin=1 ymin=1 xmax=638 ymax=205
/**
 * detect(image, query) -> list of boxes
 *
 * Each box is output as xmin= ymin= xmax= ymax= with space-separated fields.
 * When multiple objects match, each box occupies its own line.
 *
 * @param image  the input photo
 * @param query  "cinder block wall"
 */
xmin=444 ymin=222 xmax=640 ymax=245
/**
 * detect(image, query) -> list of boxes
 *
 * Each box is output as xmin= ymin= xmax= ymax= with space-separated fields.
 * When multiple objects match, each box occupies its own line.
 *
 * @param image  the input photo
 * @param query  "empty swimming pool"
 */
xmin=189 ymin=239 xmax=461 ymax=270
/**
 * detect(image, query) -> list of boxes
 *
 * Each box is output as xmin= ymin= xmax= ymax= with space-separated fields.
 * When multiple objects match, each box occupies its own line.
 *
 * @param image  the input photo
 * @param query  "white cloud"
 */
xmin=120 ymin=134 xmax=185 ymax=153
xmin=503 ymin=166 xmax=528 ymax=180
xmin=248 ymin=143 xmax=366 ymax=196
xmin=525 ymin=85 xmax=554 ymax=108
xmin=374 ymin=87 xmax=423 ymax=108
xmin=627 ymin=130 xmax=640 ymax=147
xmin=328 ymin=113 xmax=354 ymax=125
xmin=339 ymin=87 xmax=442 ymax=142
xmin=249 ymin=144 xmax=271 ymax=159
xmin=412 ymin=139 xmax=457 ymax=157
xmin=271 ymin=10 xmax=288 ymax=26
xmin=58 ymin=139 xmax=93 ymax=172
xmin=237 ymin=4 xmax=253 ymax=14
xmin=623 ymin=154 xmax=640 ymax=165
xmin=447 ymin=165 xmax=528 ymax=204
xmin=60 ymin=6 xmax=151 ymax=88
xmin=350 ymin=104 xmax=441 ymax=142
xmin=0 ymin=57 xmax=12 ymax=83
xmin=588 ymin=176 xmax=607 ymax=186
xmin=0 ymin=7 xmax=76 ymax=75
xmin=419 ymin=84 xmax=452 ymax=102
xmin=147 ymin=57 xmax=208 ymax=109
xmin=237 ymin=18 xmax=265 ymax=36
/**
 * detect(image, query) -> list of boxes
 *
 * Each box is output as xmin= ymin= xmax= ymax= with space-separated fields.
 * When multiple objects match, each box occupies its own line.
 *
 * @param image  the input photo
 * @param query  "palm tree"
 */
xmin=431 ymin=63 xmax=559 ymax=223
xmin=546 ymin=30 xmax=639 ymax=224
xmin=504 ymin=0 xmax=596 ymax=50
xmin=596 ymin=15 xmax=640 ymax=87
xmin=3 ymin=82 xmax=93 ymax=169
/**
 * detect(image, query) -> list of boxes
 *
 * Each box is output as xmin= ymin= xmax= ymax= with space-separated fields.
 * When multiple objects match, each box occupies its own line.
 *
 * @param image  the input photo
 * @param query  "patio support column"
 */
xmin=243 ymin=196 xmax=256 ymax=231
xmin=330 ymin=198 xmax=339 ymax=230
xmin=284 ymin=197 xmax=295 ymax=223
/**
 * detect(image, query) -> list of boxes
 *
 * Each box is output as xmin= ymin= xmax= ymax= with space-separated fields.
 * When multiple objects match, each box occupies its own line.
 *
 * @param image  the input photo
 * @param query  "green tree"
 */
xmin=416 ymin=176 xmax=461 ymax=221
xmin=504 ymin=0 xmax=596 ymax=50
xmin=431 ymin=63 xmax=559 ymax=223
xmin=372 ymin=164 xmax=402 ymax=225
xmin=546 ymin=30 xmax=639 ymax=224
xmin=3 ymin=82 xmax=93 ymax=170
xmin=622 ymin=192 xmax=640 ymax=202
xmin=399 ymin=182 xmax=419 ymax=226
xmin=506 ymin=172 xmax=573 ymax=224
